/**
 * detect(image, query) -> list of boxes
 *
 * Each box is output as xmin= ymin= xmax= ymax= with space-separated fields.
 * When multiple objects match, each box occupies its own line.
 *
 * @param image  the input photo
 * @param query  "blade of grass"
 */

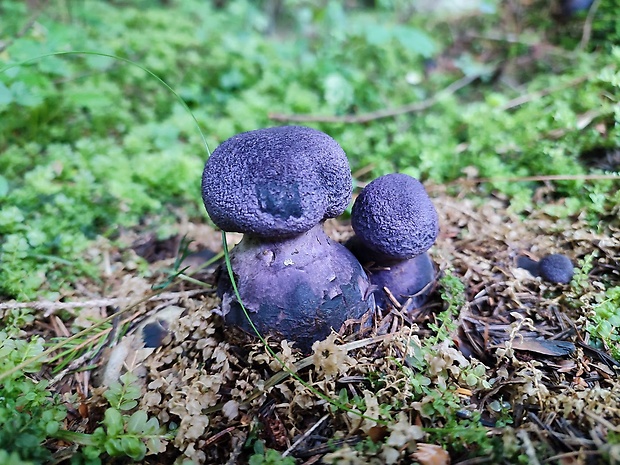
xmin=221 ymin=232 xmax=387 ymax=424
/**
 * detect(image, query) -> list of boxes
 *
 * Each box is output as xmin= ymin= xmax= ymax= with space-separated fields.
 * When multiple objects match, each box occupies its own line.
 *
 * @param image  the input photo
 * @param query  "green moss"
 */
xmin=0 ymin=0 xmax=617 ymax=301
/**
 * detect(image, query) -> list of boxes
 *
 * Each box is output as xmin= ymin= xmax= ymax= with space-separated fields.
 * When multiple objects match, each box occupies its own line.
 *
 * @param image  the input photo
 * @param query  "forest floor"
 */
xmin=1 ymin=1 xmax=619 ymax=464
xmin=34 ymin=184 xmax=619 ymax=465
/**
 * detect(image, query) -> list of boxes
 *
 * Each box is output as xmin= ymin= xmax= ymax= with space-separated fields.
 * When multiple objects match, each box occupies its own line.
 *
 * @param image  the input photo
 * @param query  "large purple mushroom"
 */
xmin=202 ymin=126 xmax=374 ymax=352
xmin=202 ymin=126 xmax=352 ymax=238
xmin=348 ymin=173 xmax=439 ymax=309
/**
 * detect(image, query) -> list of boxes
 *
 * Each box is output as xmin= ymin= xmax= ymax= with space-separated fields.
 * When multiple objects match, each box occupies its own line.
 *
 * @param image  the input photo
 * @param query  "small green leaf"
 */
xmin=0 ymin=81 xmax=13 ymax=105
xmin=104 ymin=437 xmax=125 ymax=456
xmin=119 ymin=399 xmax=138 ymax=411
xmin=103 ymin=382 xmax=122 ymax=406
xmin=0 ymin=175 xmax=10 ymax=198
xmin=103 ymin=408 xmax=124 ymax=437
xmin=393 ymin=25 xmax=436 ymax=58
xmin=465 ymin=373 xmax=479 ymax=386
xmin=144 ymin=416 xmax=160 ymax=434
xmin=121 ymin=436 xmax=147 ymax=461
xmin=127 ymin=410 xmax=148 ymax=434
xmin=10 ymin=81 xmax=43 ymax=107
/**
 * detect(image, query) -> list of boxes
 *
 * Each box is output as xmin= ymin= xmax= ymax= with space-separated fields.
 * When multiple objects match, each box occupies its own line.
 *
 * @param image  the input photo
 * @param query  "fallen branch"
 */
xmin=269 ymin=73 xmax=480 ymax=124
xmin=499 ymin=74 xmax=592 ymax=111
xmin=447 ymin=173 xmax=620 ymax=186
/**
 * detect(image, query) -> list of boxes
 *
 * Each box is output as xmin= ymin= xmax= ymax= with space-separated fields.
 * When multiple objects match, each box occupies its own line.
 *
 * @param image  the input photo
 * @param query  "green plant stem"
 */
xmin=221 ymin=232 xmax=388 ymax=425
xmin=0 ymin=51 xmax=212 ymax=157
xmin=53 ymin=430 xmax=97 ymax=446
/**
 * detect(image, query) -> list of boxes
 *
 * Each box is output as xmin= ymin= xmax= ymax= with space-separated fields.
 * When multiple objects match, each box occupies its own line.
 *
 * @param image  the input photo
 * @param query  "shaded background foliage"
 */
xmin=0 ymin=0 xmax=618 ymax=300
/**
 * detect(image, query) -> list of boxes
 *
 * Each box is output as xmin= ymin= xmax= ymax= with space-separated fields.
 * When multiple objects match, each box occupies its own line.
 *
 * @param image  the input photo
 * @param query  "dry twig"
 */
xmin=0 ymin=289 xmax=208 ymax=316
xmin=445 ymin=173 xmax=620 ymax=186
xmin=578 ymin=0 xmax=602 ymax=52
xmin=499 ymin=74 xmax=592 ymax=111
xmin=269 ymin=74 xmax=480 ymax=124
xmin=282 ymin=414 xmax=329 ymax=457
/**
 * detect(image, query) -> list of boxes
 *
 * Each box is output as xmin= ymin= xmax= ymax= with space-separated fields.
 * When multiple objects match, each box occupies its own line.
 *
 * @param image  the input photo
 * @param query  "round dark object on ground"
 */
xmin=218 ymin=224 xmax=375 ymax=353
xmin=202 ymin=126 xmax=352 ymax=238
xmin=366 ymin=252 xmax=436 ymax=309
xmin=142 ymin=320 xmax=171 ymax=348
xmin=539 ymin=254 xmax=574 ymax=284
xmin=351 ymin=173 xmax=438 ymax=259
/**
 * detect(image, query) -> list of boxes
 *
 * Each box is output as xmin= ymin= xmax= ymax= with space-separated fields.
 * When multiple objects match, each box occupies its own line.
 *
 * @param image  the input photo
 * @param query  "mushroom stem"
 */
xmin=346 ymin=237 xmax=436 ymax=309
xmin=218 ymin=223 xmax=374 ymax=352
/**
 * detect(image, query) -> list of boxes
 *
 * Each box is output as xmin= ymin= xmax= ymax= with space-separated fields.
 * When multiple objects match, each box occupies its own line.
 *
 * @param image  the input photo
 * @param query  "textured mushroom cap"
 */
xmin=202 ymin=126 xmax=352 ymax=238
xmin=539 ymin=254 xmax=574 ymax=284
xmin=218 ymin=224 xmax=374 ymax=353
xmin=351 ymin=173 xmax=439 ymax=259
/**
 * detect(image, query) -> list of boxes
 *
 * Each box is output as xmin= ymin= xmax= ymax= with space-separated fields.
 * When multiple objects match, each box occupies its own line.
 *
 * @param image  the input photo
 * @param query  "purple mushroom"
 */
xmin=203 ymin=126 xmax=352 ymax=238
xmin=539 ymin=254 xmax=574 ymax=284
xmin=516 ymin=253 xmax=574 ymax=284
xmin=202 ymin=126 xmax=374 ymax=352
xmin=347 ymin=173 xmax=439 ymax=309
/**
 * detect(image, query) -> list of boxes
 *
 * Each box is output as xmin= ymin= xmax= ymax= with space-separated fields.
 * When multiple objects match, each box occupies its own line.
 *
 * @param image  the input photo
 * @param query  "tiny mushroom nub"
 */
xmin=539 ymin=253 xmax=574 ymax=284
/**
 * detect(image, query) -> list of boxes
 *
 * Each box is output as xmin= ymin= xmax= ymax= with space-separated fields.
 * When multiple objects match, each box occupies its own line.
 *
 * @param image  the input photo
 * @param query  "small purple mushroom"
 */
xmin=516 ymin=253 xmax=574 ymax=284
xmin=348 ymin=173 xmax=439 ymax=309
xmin=539 ymin=253 xmax=574 ymax=284
xmin=202 ymin=126 xmax=374 ymax=352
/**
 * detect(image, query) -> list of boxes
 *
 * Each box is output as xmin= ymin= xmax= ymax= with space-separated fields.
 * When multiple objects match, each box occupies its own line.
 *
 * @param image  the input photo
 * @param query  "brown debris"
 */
xmin=37 ymin=187 xmax=620 ymax=464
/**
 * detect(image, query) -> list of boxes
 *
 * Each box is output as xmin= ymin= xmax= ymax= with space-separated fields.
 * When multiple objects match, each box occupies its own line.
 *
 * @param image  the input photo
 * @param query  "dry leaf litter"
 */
xmin=74 ymin=188 xmax=620 ymax=464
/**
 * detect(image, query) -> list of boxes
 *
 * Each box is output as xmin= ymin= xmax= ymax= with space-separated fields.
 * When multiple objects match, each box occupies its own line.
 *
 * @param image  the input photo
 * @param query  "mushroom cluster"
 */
xmin=202 ymin=126 xmax=374 ymax=352
xmin=201 ymin=127 xmax=439 ymax=352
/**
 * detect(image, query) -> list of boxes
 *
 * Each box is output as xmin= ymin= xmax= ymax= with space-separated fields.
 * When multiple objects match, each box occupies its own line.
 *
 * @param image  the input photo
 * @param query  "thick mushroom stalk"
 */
xmin=202 ymin=126 xmax=374 ymax=352
xmin=347 ymin=173 xmax=439 ymax=309
xmin=219 ymin=224 xmax=373 ymax=352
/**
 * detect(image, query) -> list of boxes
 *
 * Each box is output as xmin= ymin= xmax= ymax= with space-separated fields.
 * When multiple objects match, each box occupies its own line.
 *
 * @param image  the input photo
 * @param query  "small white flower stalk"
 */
xmin=311 ymin=333 xmax=353 ymax=379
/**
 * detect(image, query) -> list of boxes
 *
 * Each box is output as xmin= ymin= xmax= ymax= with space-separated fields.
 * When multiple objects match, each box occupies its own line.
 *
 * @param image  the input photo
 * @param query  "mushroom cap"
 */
xmin=217 ymin=224 xmax=374 ymax=353
xmin=202 ymin=126 xmax=352 ymax=238
xmin=351 ymin=173 xmax=439 ymax=260
xmin=539 ymin=254 xmax=574 ymax=284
